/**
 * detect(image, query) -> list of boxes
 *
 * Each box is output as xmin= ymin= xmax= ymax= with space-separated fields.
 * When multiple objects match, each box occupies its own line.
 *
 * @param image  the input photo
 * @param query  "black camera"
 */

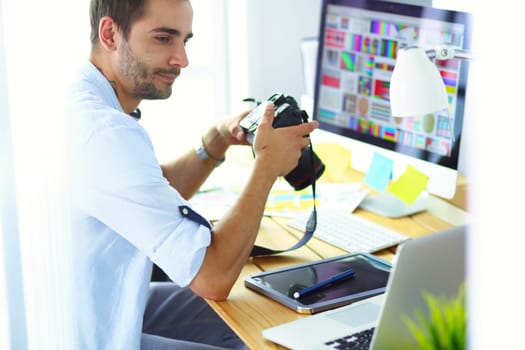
xmin=240 ymin=93 xmax=325 ymax=191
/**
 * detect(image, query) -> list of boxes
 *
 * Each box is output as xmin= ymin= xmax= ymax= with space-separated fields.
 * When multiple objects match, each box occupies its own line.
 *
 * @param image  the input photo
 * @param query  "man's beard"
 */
xmin=118 ymin=40 xmax=180 ymax=100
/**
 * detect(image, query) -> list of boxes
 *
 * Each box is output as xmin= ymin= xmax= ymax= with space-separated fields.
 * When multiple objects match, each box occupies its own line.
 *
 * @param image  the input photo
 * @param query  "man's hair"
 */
xmin=90 ymin=0 xmax=148 ymax=47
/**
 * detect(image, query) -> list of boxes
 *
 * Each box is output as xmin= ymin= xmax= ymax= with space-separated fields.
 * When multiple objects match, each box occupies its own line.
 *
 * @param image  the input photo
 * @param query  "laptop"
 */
xmin=262 ymin=225 xmax=466 ymax=349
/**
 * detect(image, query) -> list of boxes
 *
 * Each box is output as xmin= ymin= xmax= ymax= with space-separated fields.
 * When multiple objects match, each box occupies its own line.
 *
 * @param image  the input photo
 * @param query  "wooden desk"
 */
xmin=206 ymin=171 xmax=468 ymax=349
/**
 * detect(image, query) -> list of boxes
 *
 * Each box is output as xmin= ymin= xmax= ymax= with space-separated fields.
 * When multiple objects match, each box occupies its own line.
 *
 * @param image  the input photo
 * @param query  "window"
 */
xmin=139 ymin=0 xmax=230 ymax=162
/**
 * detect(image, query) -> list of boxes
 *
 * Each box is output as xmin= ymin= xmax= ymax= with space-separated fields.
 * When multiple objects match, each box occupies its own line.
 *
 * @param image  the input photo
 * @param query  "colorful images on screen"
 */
xmin=317 ymin=7 xmax=465 ymax=158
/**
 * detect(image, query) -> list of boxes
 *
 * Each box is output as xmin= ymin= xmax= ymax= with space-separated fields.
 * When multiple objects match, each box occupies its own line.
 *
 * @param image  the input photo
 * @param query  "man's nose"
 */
xmin=169 ymin=44 xmax=189 ymax=68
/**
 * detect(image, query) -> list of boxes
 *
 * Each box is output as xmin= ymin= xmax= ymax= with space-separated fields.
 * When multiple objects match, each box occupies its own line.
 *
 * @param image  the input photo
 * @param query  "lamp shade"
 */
xmin=389 ymin=47 xmax=448 ymax=117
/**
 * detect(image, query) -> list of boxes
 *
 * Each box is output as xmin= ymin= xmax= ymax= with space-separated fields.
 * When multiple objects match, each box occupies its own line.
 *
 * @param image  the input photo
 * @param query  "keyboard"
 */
xmin=324 ymin=327 xmax=375 ymax=350
xmin=286 ymin=208 xmax=409 ymax=253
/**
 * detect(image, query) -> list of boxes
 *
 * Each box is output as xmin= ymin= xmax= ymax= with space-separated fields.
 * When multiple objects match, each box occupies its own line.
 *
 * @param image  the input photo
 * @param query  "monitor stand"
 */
xmin=358 ymin=192 xmax=428 ymax=218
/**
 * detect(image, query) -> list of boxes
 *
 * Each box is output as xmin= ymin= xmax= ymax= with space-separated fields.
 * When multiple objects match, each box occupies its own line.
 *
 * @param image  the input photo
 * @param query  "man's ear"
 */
xmin=98 ymin=16 xmax=119 ymax=51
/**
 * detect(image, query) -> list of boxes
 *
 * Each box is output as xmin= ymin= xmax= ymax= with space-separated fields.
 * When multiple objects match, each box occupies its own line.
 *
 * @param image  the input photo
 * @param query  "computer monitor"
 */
xmin=312 ymin=0 xmax=472 ymax=217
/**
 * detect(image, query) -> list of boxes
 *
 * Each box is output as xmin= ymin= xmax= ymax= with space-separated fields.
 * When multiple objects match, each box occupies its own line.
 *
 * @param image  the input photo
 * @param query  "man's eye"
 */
xmin=155 ymin=36 xmax=171 ymax=43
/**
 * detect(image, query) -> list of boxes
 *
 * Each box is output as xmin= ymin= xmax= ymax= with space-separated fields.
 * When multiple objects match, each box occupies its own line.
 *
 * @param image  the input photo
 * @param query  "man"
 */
xmin=65 ymin=0 xmax=319 ymax=349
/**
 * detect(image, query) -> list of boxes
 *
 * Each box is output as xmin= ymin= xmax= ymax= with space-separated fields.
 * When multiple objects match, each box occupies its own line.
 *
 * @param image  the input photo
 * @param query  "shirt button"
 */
xmin=182 ymin=208 xmax=189 ymax=216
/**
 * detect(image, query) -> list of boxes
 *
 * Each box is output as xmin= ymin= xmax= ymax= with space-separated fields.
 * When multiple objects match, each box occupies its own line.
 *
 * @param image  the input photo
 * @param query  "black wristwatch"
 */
xmin=195 ymin=139 xmax=225 ymax=167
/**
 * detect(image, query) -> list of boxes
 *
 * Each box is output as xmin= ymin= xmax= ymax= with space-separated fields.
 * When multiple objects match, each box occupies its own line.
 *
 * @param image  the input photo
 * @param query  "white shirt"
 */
xmin=65 ymin=62 xmax=212 ymax=349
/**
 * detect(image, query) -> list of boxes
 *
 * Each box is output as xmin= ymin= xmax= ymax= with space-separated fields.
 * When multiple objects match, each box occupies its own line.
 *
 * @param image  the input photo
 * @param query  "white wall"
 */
xmin=243 ymin=0 xmax=322 ymax=101
xmin=466 ymin=1 xmax=524 ymax=348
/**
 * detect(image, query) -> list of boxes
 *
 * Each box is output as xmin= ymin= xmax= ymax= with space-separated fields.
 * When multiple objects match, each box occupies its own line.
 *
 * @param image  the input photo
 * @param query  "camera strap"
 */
xmin=249 ymin=142 xmax=318 ymax=257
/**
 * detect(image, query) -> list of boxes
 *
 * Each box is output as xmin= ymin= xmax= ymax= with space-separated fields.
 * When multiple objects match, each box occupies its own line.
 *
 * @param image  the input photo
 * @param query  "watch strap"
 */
xmin=195 ymin=138 xmax=225 ymax=167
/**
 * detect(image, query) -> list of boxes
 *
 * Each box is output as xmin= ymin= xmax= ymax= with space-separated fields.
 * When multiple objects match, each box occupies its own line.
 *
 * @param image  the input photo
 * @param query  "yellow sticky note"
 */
xmin=388 ymin=165 xmax=429 ymax=204
xmin=313 ymin=142 xmax=352 ymax=182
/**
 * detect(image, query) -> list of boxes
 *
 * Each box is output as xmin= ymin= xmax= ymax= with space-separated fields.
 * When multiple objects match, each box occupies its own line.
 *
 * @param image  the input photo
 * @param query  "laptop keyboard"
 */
xmin=287 ymin=208 xmax=408 ymax=253
xmin=324 ymin=327 xmax=375 ymax=349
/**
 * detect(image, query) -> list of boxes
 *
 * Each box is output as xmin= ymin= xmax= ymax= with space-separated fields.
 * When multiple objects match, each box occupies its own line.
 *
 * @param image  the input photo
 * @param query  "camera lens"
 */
xmin=284 ymin=147 xmax=325 ymax=191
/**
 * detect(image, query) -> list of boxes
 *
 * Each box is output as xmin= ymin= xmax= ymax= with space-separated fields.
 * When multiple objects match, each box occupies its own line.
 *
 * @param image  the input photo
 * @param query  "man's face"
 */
xmin=116 ymin=0 xmax=193 ymax=101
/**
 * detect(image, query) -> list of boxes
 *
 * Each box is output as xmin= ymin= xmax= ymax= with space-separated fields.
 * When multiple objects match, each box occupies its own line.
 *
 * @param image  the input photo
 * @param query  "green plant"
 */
xmin=402 ymin=283 xmax=466 ymax=350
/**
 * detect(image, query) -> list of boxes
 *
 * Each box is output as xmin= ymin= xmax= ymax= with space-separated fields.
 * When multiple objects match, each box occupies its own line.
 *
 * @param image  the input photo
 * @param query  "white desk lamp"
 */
xmin=389 ymin=45 xmax=473 ymax=117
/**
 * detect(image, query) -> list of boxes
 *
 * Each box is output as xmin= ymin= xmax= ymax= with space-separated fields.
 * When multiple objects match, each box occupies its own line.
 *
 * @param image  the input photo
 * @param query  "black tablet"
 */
xmin=244 ymin=252 xmax=392 ymax=314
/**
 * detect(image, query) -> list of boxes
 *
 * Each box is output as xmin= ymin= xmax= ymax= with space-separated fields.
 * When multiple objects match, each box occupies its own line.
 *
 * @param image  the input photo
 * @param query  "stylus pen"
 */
xmin=293 ymin=268 xmax=356 ymax=299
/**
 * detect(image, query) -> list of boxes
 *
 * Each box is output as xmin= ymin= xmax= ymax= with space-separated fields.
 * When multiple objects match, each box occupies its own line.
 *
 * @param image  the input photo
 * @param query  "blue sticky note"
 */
xmin=364 ymin=153 xmax=393 ymax=192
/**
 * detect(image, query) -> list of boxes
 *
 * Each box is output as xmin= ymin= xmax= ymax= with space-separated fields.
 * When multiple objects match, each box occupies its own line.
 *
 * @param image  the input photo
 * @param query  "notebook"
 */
xmin=262 ymin=225 xmax=466 ymax=350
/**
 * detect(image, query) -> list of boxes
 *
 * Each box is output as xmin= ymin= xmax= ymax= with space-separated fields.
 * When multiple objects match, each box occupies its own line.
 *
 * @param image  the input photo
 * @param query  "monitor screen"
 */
xmin=313 ymin=0 xmax=472 ymax=207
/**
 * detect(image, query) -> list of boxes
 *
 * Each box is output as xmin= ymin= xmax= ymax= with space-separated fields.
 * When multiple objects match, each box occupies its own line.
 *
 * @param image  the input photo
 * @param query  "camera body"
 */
xmin=240 ymin=93 xmax=325 ymax=191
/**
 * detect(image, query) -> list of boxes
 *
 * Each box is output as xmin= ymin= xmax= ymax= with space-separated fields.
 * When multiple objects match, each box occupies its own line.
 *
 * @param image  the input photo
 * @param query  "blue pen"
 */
xmin=293 ymin=268 xmax=356 ymax=299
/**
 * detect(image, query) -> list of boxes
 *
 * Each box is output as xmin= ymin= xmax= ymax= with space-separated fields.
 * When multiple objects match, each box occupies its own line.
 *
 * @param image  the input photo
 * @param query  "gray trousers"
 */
xmin=142 ymin=282 xmax=248 ymax=350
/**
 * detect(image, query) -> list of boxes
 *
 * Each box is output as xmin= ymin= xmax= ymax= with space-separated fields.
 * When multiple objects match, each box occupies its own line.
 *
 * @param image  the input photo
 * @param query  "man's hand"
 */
xmin=215 ymin=109 xmax=252 ymax=147
xmin=253 ymin=103 xmax=319 ymax=178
